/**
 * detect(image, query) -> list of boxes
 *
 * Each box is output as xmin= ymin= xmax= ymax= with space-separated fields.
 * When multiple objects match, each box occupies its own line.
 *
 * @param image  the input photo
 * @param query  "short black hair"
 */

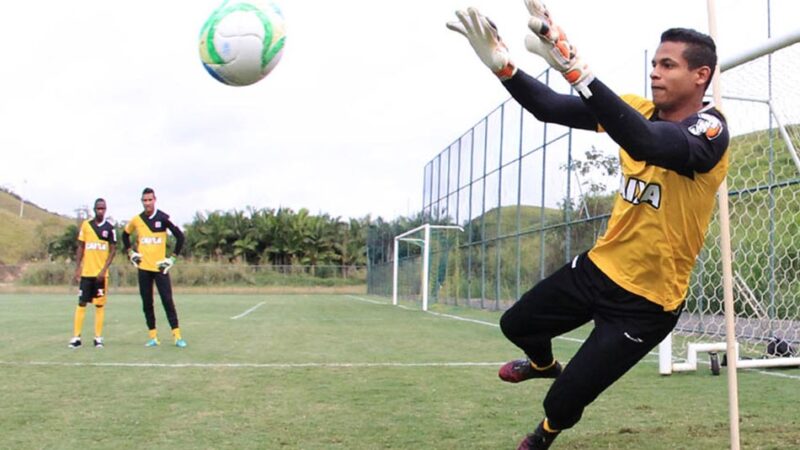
xmin=142 ymin=187 xmax=155 ymax=196
xmin=94 ymin=198 xmax=106 ymax=207
xmin=660 ymin=28 xmax=717 ymax=88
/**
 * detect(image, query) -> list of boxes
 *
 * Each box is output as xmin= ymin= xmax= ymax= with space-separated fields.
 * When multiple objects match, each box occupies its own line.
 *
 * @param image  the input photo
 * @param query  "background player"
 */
xmin=70 ymin=198 xmax=116 ymax=349
xmin=448 ymin=2 xmax=729 ymax=448
xmin=122 ymin=187 xmax=187 ymax=348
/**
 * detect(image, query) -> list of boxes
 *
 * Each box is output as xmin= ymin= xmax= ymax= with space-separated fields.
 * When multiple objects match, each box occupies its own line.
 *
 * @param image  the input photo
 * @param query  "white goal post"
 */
xmin=392 ymin=224 xmax=463 ymax=311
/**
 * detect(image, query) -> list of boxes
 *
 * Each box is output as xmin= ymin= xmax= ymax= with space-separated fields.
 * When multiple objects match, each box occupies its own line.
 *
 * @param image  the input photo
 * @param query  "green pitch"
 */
xmin=1 ymin=294 xmax=798 ymax=449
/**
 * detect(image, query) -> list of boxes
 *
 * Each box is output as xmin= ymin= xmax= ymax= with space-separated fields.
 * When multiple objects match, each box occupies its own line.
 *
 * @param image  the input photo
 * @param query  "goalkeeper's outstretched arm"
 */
xmin=580 ymin=78 xmax=728 ymax=173
xmin=502 ymin=70 xmax=597 ymax=130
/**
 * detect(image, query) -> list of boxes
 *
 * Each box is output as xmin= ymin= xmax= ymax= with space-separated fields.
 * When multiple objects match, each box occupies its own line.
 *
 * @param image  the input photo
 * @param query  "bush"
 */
xmin=19 ymin=261 xmax=366 ymax=288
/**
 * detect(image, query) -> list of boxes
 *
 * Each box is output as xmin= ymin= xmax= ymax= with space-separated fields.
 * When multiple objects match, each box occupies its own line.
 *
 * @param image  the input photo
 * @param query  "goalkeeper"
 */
xmin=122 ymin=187 xmax=187 ymax=348
xmin=448 ymin=2 xmax=728 ymax=449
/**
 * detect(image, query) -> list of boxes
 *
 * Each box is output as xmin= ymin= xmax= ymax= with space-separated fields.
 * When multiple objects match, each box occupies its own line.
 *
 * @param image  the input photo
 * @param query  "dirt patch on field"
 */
xmin=0 ymin=264 xmax=22 ymax=283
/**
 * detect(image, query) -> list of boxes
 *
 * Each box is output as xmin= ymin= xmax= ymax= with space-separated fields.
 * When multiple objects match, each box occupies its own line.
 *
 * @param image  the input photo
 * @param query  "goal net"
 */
xmin=392 ymin=224 xmax=463 ymax=311
xmin=659 ymin=30 xmax=800 ymax=373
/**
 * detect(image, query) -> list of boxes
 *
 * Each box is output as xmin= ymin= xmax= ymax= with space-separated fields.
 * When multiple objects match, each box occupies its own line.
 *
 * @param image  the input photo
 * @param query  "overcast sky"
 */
xmin=2 ymin=0 xmax=797 ymax=226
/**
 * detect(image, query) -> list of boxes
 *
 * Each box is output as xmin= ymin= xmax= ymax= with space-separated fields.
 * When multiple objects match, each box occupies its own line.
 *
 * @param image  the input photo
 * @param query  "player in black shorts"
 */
xmin=70 ymin=198 xmax=116 ymax=349
xmin=448 ymin=2 xmax=729 ymax=448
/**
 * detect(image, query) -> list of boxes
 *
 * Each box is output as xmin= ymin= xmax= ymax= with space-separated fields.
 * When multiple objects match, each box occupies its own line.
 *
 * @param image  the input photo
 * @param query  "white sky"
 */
xmin=1 ymin=0 xmax=797 ymax=226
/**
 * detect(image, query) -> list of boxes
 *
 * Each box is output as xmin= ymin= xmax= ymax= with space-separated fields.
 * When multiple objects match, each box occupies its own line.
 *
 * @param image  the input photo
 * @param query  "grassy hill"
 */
xmin=0 ymin=189 xmax=73 ymax=265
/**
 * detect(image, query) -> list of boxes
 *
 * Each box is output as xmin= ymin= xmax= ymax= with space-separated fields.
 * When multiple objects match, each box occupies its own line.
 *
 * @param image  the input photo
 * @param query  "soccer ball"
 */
xmin=198 ymin=0 xmax=286 ymax=86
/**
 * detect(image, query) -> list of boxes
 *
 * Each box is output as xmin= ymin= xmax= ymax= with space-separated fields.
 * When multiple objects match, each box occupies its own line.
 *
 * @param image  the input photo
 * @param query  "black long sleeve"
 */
xmin=166 ymin=220 xmax=184 ymax=256
xmin=122 ymin=231 xmax=131 ymax=252
xmin=580 ymin=78 xmax=690 ymax=168
xmin=501 ymin=69 xmax=598 ymax=131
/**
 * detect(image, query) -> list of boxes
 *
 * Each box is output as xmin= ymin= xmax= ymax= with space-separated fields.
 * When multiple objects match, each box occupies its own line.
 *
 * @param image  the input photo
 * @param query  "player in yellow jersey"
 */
xmin=70 ymin=198 xmax=116 ymax=349
xmin=122 ymin=187 xmax=187 ymax=348
xmin=449 ymin=2 xmax=728 ymax=449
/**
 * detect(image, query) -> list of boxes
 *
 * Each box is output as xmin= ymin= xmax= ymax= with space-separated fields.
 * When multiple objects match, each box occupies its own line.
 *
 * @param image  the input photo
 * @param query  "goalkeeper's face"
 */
xmin=650 ymin=41 xmax=704 ymax=113
xmin=141 ymin=192 xmax=156 ymax=215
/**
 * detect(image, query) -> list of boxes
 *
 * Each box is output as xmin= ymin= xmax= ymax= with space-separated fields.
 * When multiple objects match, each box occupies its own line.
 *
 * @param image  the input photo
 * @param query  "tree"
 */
xmin=48 ymin=224 xmax=79 ymax=260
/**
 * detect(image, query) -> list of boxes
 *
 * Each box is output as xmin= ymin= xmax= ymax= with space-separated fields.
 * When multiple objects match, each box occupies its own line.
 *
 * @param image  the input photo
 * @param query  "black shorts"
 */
xmin=78 ymin=277 xmax=108 ymax=305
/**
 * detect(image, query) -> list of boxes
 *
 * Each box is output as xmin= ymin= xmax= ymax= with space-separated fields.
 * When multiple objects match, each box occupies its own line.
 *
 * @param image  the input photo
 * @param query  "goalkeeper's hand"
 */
xmin=523 ymin=0 xmax=594 ymax=97
xmin=156 ymin=256 xmax=176 ymax=274
xmin=446 ymin=7 xmax=517 ymax=80
xmin=128 ymin=250 xmax=143 ymax=268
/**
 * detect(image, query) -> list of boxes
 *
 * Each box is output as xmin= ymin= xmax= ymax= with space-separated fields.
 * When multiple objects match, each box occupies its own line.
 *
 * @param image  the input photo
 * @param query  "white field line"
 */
xmin=230 ymin=301 xmax=265 ymax=320
xmin=0 ymin=361 xmax=504 ymax=369
xmin=344 ymin=296 xmax=800 ymax=381
xmin=346 ymin=295 xmax=585 ymax=344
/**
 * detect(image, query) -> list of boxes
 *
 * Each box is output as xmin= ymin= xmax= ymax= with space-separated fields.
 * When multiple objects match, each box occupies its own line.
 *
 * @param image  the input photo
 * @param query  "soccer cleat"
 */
xmin=517 ymin=420 xmax=560 ymax=450
xmin=94 ymin=337 xmax=104 ymax=348
xmin=68 ymin=337 xmax=82 ymax=349
xmin=145 ymin=338 xmax=160 ymax=347
xmin=499 ymin=359 xmax=562 ymax=383
xmin=175 ymin=338 xmax=188 ymax=348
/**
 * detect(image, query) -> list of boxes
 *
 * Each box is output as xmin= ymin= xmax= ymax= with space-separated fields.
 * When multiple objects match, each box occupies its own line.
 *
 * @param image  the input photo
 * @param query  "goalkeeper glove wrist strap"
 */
xmin=495 ymin=62 xmax=517 ymax=81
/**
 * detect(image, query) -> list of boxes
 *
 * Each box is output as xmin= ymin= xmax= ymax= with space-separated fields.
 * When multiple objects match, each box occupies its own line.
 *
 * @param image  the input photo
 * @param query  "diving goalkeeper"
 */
xmin=448 ymin=2 xmax=728 ymax=449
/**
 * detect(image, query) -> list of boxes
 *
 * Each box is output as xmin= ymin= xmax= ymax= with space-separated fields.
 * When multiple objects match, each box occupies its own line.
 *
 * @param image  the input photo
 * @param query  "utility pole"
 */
xmin=18 ymin=180 xmax=27 ymax=218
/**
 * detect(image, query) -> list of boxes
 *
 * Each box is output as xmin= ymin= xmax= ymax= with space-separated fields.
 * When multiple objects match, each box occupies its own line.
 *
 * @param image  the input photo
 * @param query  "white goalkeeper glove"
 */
xmin=446 ymin=8 xmax=517 ymax=80
xmin=128 ymin=250 xmax=142 ymax=268
xmin=157 ymin=256 xmax=176 ymax=274
xmin=523 ymin=0 xmax=594 ymax=97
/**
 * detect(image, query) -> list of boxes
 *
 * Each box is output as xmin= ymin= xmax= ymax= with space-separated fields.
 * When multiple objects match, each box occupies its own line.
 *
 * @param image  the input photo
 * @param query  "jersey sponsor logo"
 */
xmin=85 ymin=242 xmax=109 ymax=251
xmin=140 ymin=236 xmax=164 ymax=245
xmin=620 ymin=176 xmax=661 ymax=209
xmin=688 ymin=113 xmax=723 ymax=141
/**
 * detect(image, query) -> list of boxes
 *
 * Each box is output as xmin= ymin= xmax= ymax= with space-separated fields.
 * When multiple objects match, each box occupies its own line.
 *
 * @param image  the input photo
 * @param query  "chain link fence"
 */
xmin=368 ymin=9 xmax=800 ymax=359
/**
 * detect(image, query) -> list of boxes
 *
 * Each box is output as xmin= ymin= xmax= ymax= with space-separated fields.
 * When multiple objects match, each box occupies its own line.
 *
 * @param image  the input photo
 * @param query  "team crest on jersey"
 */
xmin=688 ymin=113 xmax=723 ymax=140
xmin=102 ymin=230 xmax=108 ymax=238
xmin=155 ymin=221 xmax=162 ymax=228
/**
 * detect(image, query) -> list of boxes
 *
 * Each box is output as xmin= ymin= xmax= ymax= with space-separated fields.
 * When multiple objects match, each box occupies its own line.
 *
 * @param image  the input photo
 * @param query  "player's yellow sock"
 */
xmin=148 ymin=328 xmax=158 ymax=339
xmin=73 ymin=306 xmax=86 ymax=337
xmin=172 ymin=327 xmax=182 ymax=341
xmin=543 ymin=418 xmax=560 ymax=433
xmin=94 ymin=305 xmax=105 ymax=338
xmin=531 ymin=359 xmax=558 ymax=371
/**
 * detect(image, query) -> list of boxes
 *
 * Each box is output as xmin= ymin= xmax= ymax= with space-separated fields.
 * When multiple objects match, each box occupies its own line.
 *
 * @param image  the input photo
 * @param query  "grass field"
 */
xmin=1 ymin=293 xmax=799 ymax=449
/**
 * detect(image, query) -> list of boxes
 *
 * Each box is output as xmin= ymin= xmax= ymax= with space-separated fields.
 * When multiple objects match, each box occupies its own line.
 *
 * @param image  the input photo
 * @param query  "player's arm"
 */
xmin=157 ymin=219 xmax=184 ymax=274
xmin=122 ymin=229 xmax=141 ymax=267
xmin=581 ymin=79 xmax=728 ymax=173
xmin=74 ymin=241 xmax=85 ymax=283
xmin=522 ymin=1 xmax=727 ymax=173
xmin=502 ymin=70 xmax=598 ymax=131
xmin=98 ymin=230 xmax=117 ymax=284
xmin=166 ymin=220 xmax=184 ymax=257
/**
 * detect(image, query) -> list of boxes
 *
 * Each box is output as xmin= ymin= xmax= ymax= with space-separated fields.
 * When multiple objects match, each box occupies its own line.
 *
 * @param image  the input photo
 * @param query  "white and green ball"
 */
xmin=199 ymin=0 xmax=286 ymax=86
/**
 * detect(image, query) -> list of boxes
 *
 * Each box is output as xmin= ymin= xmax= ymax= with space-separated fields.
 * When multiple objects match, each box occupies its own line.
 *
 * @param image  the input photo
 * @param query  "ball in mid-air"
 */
xmin=199 ymin=0 xmax=286 ymax=86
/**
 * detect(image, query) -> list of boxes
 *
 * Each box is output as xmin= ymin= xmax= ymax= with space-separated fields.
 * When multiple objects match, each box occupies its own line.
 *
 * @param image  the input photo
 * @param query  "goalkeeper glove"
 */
xmin=446 ymin=8 xmax=517 ymax=80
xmin=128 ymin=250 xmax=142 ymax=268
xmin=523 ymin=0 xmax=594 ymax=97
xmin=157 ymin=256 xmax=176 ymax=274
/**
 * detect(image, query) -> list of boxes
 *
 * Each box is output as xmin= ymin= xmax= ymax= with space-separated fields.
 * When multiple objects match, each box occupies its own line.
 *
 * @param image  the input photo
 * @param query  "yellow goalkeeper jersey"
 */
xmin=77 ymin=219 xmax=116 ymax=277
xmin=588 ymin=95 xmax=729 ymax=311
xmin=124 ymin=210 xmax=173 ymax=273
